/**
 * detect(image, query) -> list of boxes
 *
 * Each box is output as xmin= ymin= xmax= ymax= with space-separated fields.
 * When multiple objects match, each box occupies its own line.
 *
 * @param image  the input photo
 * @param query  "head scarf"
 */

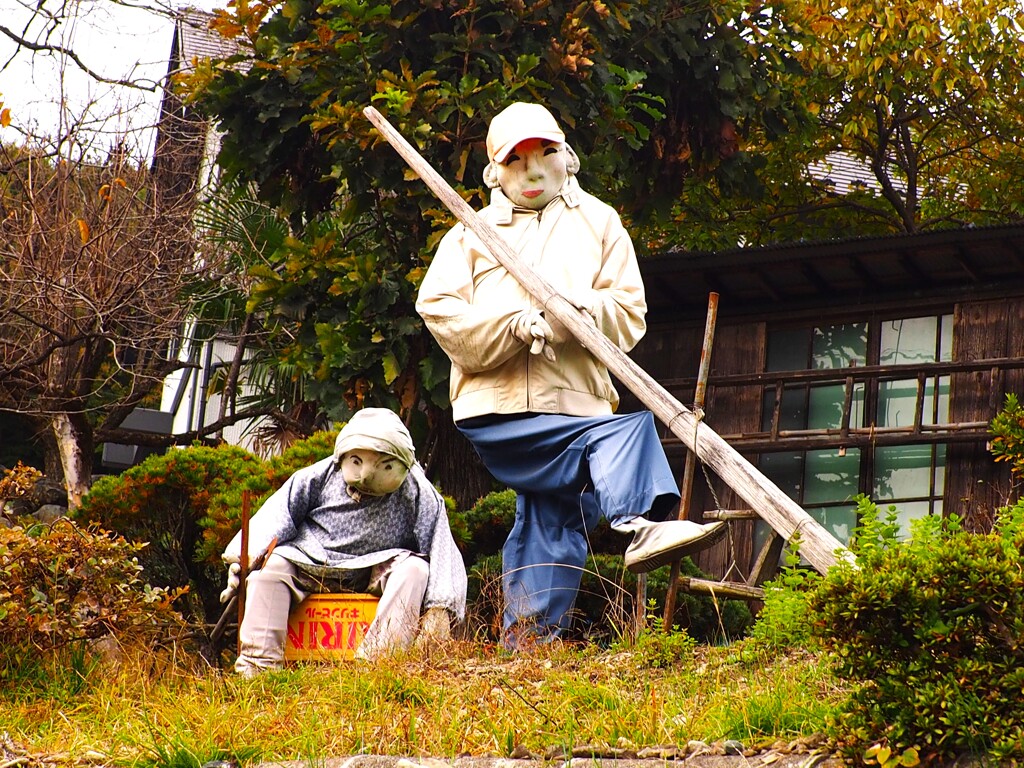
xmin=333 ymin=408 xmax=415 ymax=468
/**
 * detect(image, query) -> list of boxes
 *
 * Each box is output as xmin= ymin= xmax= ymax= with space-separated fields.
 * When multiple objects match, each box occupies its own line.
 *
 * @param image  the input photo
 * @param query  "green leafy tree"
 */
xmin=989 ymin=392 xmax=1024 ymax=484
xmin=181 ymin=0 xmax=805 ymax=500
xmin=678 ymin=0 xmax=1024 ymax=248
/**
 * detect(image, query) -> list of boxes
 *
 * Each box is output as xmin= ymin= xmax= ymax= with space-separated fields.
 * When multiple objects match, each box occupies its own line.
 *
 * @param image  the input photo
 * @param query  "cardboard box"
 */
xmin=284 ymin=593 xmax=379 ymax=661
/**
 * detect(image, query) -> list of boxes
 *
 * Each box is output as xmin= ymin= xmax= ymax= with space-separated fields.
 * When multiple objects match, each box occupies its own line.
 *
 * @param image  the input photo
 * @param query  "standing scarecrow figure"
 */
xmin=416 ymin=102 xmax=725 ymax=649
xmin=220 ymin=407 xmax=467 ymax=676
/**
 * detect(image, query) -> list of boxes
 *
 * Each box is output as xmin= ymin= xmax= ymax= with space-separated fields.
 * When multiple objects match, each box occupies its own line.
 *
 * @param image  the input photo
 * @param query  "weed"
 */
xmin=610 ymin=602 xmax=696 ymax=669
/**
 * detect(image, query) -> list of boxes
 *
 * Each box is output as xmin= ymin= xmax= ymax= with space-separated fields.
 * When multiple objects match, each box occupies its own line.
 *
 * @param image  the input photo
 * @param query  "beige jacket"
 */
xmin=415 ymin=176 xmax=647 ymax=422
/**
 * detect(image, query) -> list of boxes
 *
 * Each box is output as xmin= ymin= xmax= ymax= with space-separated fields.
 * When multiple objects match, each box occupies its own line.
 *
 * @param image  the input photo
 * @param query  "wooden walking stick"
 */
xmin=237 ymin=489 xmax=251 ymax=653
xmin=209 ymin=536 xmax=278 ymax=647
xmin=363 ymin=106 xmax=851 ymax=574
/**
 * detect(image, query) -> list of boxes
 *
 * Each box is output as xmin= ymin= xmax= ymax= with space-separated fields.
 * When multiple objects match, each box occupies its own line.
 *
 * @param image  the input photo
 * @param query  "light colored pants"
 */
xmin=235 ymin=552 xmax=429 ymax=676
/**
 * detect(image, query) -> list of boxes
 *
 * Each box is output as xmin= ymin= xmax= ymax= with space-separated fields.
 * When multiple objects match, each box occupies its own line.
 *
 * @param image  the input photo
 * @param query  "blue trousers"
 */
xmin=457 ymin=411 xmax=680 ymax=646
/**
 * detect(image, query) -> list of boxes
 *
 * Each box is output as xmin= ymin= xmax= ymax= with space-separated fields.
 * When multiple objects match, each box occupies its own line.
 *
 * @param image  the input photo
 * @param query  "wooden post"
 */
xmin=362 ymin=106 xmax=851 ymax=575
xmin=237 ymin=489 xmax=251 ymax=655
xmin=663 ymin=292 xmax=718 ymax=628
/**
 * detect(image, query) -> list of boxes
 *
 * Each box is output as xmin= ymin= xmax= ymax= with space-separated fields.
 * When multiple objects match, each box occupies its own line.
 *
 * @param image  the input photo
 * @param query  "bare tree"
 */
xmin=0 ymin=116 xmax=228 ymax=508
xmin=0 ymin=0 xmax=187 ymax=92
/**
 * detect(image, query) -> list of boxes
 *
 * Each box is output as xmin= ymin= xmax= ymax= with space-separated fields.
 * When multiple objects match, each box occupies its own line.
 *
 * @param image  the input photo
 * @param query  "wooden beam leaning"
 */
xmin=362 ymin=106 xmax=851 ymax=575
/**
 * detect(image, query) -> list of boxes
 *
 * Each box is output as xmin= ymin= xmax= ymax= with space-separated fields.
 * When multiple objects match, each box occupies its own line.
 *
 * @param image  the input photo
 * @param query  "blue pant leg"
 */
xmin=586 ymin=411 xmax=680 ymax=525
xmin=502 ymin=491 xmax=596 ymax=645
xmin=459 ymin=415 xmax=596 ymax=643
xmin=460 ymin=412 xmax=679 ymax=522
xmin=458 ymin=412 xmax=679 ymax=645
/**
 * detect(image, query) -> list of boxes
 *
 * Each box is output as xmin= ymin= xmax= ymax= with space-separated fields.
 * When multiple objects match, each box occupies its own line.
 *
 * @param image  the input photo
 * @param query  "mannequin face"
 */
xmin=495 ymin=138 xmax=568 ymax=209
xmin=340 ymin=448 xmax=408 ymax=496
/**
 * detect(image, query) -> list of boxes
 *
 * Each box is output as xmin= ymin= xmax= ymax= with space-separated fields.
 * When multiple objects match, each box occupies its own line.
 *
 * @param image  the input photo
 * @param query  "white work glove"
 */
xmin=415 ymin=606 xmax=452 ymax=650
xmin=510 ymin=309 xmax=556 ymax=361
xmin=219 ymin=557 xmax=241 ymax=604
xmin=565 ymin=289 xmax=602 ymax=326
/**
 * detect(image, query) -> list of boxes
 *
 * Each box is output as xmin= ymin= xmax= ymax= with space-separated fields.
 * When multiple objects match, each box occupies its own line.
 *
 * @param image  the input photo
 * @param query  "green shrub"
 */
xmin=990 ymin=392 xmax=1024 ymax=481
xmin=810 ymin=495 xmax=1024 ymax=763
xmin=0 ymin=520 xmax=187 ymax=669
xmin=198 ymin=430 xmax=339 ymax=562
xmin=462 ymin=489 xmax=517 ymax=562
xmin=76 ymin=442 xmax=264 ymax=624
xmin=745 ymin=539 xmax=821 ymax=656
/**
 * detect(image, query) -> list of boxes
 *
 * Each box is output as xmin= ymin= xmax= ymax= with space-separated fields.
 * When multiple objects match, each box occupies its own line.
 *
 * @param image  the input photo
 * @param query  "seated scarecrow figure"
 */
xmin=220 ymin=407 xmax=467 ymax=676
xmin=415 ymin=101 xmax=726 ymax=649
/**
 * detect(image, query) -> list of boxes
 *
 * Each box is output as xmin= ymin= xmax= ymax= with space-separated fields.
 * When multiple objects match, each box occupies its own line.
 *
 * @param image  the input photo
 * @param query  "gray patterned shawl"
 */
xmin=223 ymin=457 xmax=467 ymax=619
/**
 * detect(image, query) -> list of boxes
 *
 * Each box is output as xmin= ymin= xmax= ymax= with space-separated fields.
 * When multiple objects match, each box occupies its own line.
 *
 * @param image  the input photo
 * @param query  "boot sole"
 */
xmin=624 ymin=521 xmax=728 ymax=574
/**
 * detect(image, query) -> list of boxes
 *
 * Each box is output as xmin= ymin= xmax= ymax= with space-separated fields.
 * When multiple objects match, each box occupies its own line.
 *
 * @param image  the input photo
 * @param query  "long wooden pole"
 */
xmin=363 ymin=106 xmax=850 ymax=574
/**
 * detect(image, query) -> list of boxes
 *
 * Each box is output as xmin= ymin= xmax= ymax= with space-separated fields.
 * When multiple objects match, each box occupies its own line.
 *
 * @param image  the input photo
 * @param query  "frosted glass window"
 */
xmin=806 ymin=504 xmax=858 ymax=545
xmin=878 ymin=378 xmax=920 ymax=428
xmin=874 ymin=445 xmax=936 ymax=500
xmin=762 ymin=387 xmax=809 ymax=431
xmin=934 ymin=375 xmax=950 ymax=422
xmin=804 ymin=448 xmax=861 ymax=505
xmin=812 ymin=323 xmax=867 ymax=369
xmin=878 ymin=376 xmax=950 ymax=428
xmin=940 ymin=315 xmax=953 ymax=361
xmin=767 ymin=328 xmax=810 ymax=372
xmin=759 ymin=452 xmax=802 ymax=497
xmin=881 ymin=317 xmax=937 ymax=365
xmin=934 ymin=444 xmax=946 ymax=490
xmin=808 ymin=383 xmax=864 ymax=430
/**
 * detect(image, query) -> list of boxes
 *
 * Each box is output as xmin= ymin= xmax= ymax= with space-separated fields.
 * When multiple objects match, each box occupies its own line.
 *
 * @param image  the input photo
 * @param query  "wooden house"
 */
xmin=627 ymin=222 xmax=1024 ymax=582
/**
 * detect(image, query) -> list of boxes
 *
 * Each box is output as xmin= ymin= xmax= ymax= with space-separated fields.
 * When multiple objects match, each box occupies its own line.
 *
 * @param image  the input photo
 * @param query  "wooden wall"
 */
xmin=627 ymin=320 xmax=767 ymax=581
xmin=627 ymin=294 xmax=1023 ymax=576
xmin=947 ymin=298 xmax=1024 ymax=530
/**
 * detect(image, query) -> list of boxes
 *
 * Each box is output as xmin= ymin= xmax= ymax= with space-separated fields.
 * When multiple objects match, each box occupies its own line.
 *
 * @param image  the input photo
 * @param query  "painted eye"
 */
xmin=543 ymin=146 xmax=559 ymax=156
xmin=503 ymin=153 xmax=520 ymax=165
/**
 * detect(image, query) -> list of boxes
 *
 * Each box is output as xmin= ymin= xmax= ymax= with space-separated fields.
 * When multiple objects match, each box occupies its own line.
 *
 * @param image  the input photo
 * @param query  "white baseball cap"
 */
xmin=486 ymin=102 xmax=566 ymax=163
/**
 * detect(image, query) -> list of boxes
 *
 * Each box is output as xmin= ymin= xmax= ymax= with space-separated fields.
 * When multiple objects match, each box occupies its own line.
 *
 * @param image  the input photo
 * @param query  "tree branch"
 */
xmin=0 ymin=22 xmax=156 ymax=92
xmin=95 ymin=404 xmax=288 ymax=448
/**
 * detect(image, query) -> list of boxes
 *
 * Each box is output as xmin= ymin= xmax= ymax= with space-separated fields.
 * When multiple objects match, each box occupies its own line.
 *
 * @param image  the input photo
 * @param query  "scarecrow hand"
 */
xmin=511 ymin=309 xmax=556 ymax=361
xmin=416 ymin=607 xmax=452 ymax=649
xmin=220 ymin=559 xmax=241 ymax=604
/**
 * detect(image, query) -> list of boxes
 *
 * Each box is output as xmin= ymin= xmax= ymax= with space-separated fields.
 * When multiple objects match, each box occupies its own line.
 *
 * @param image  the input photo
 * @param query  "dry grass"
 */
xmin=0 ymin=636 xmax=843 ymax=767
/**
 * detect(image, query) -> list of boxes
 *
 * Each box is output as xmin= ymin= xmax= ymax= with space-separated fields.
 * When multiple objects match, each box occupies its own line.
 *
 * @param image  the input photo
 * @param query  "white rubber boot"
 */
xmin=616 ymin=518 xmax=727 ymax=573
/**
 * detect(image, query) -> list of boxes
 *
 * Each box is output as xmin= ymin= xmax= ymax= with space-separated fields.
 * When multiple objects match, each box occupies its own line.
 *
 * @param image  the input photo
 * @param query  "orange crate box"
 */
xmin=284 ymin=593 xmax=379 ymax=662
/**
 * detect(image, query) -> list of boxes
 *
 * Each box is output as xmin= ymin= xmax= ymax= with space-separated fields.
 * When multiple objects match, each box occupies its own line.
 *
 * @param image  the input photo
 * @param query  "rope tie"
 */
xmin=692 ymin=404 xmax=746 ymax=583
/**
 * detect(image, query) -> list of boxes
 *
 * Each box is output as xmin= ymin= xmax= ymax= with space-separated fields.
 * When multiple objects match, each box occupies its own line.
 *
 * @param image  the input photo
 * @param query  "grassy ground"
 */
xmin=0 ymin=635 xmax=843 ymax=767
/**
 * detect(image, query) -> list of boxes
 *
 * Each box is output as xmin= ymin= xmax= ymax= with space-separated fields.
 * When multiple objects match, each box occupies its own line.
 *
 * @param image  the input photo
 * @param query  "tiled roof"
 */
xmin=643 ymin=221 xmax=1024 ymax=321
xmin=807 ymin=151 xmax=907 ymax=196
xmin=171 ymin=6 xmax=242 ymax=74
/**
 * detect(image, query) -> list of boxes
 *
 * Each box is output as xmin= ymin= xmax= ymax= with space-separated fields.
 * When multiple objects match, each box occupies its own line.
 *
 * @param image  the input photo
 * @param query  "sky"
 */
xmin=0 ymin=0 xmax=225 ymax=158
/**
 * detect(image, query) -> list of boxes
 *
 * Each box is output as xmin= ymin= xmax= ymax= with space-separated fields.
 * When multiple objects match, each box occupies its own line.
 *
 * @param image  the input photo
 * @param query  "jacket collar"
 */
xmin=489 ymin=176 xmax=582 ymax=224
